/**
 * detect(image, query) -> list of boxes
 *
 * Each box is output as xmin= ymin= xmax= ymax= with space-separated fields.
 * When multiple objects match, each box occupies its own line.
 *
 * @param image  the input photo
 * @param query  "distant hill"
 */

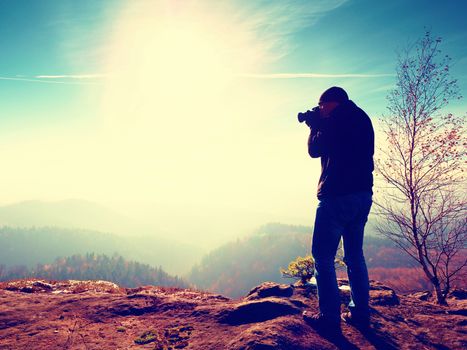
xmin=188 ymin=223 xmax=314 ymax=298
xmin=0 ymin=253 xmax=189 ymax=289
xmin=0 ymin=226 xmax=204 ymax=275
xmin=188 ymin=223 xmax=426 ymax=298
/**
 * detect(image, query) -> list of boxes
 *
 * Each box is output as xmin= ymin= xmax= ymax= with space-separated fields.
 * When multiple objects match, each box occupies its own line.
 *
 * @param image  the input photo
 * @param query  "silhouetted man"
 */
xmin=302 ymin=87 xmax=374 ymax=332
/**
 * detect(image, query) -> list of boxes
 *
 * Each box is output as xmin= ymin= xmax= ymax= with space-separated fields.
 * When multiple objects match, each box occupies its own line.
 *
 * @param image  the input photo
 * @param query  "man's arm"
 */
xmin=307 ymin=120 xmax=330 ymax=158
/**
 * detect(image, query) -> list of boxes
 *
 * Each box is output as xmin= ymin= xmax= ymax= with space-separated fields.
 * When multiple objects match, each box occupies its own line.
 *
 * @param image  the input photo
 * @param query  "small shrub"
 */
xmin=134 ymin=330 xmax=160 ymax=345
xmin=281 ymin=243 xmax=345 ymax=283
xmin=280 ymin=255 xmax=315 ymax=284
xmin=134 ymin=326 xmax=193 ymax=349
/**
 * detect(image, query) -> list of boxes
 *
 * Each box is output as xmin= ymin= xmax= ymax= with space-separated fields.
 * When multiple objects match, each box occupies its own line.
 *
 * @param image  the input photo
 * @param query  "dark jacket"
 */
xmin=308 ymin=100 xmax=374 ymax=199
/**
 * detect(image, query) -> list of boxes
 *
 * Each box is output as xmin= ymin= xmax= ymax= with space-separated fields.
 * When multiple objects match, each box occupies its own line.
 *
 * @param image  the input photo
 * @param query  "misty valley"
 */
xmin=0 ymin=222 xmax=433 ymax=299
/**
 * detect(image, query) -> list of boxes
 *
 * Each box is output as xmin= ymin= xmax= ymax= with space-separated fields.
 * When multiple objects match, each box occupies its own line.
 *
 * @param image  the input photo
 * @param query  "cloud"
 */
xmin=0 ymin=75 xmax=101 ymax=85
xmin=1 ymin=71 xmax=393 ymax=85
xmin=35 ymin=74 xmax=106 ymax=79
xmin=244 ymin=0 xmax=347 ymax=33
xmin=5 ymin=1 xmax=349 ymax=88
xmin=232 ymin=0 xmax=349 ymax=61
xmin=240 ymin=73 xmax=395 ymax=79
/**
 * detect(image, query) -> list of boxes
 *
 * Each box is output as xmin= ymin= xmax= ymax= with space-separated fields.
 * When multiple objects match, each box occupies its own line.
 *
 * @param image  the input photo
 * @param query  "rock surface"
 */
xmin=0 ymin=279 xmax=465 ymax=349
xmin=409 ymin=291 xmax=432 ymax=301
xmin=245 ymin=282 xmax=294 ymax=301
xmin=219 ymin=297 xmax=301 ymax=325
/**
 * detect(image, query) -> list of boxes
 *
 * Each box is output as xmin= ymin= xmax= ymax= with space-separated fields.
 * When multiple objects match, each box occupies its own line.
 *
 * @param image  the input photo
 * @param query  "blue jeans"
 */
xmin=311 ymin=192 xmax=372 ymax=321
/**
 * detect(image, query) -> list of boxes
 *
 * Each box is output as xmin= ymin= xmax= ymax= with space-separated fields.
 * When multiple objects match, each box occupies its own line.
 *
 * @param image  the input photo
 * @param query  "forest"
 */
xmin=0 ymin=253 xmax=188 ymax=289
xmin=188 ymin=223 xmax=435 ymax=298
xmin=0 ymin=226 xmax=203 ymax=275
xmin=0 ymin=223 xmax=459 ymax=298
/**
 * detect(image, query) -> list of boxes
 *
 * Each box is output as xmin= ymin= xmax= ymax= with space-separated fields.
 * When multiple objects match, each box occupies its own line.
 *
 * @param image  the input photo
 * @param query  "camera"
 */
xmin=298 ymin=106 xmax=320 ymax=126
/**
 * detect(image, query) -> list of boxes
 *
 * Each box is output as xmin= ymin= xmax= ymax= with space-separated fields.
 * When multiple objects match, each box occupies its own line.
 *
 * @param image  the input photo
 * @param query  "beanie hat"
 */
xmin=319 ymin=86 xmax=349 ymax=103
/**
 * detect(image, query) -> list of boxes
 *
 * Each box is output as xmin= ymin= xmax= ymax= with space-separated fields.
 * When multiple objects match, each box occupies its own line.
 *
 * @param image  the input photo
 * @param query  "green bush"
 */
xmin=280 ymin=255 xmax=315 ymax=284
xmin=281 ymin=241 xmax=345 ymax=284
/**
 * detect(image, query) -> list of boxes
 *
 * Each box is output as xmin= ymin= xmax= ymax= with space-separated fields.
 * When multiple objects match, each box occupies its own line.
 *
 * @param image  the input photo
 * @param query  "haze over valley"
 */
xmin=0 ymin=0 xmax=465 ymax=307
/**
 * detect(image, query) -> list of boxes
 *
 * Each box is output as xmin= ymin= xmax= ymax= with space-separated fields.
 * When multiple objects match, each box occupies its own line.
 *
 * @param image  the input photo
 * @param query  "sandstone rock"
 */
xmin=369 ymin=280 xmax=396 ymax=291
xmin=337 ymin=280 xmax=399 ymax=306
xmin=291 ymin=281 xmax=317 ymax=299
xmin=2 ymin=279 xmax=122 ymax=294
xmin=1 ymin=279 xmax=464 ymax=349
xmin=219 ymin=297 xmax=300 ymax=325
xmin=245 ymin=282 xmax=294 ymax=300
xmin=32 ymin=280 xmax=53 ymax=291
xmin=448 ymin=289 xmax=467 ymax=300
xmin=409 ymin=291 xmax=432 ymax=301
xmin=226 ymin=319 xmax=336 ymax=350
xmin=370 ymin=289 xmax=400 ymax=306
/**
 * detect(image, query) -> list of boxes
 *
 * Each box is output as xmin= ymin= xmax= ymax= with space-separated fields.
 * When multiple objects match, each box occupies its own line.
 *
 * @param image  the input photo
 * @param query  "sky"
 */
xmin=0 ymin=0 xmax=466 ymax=248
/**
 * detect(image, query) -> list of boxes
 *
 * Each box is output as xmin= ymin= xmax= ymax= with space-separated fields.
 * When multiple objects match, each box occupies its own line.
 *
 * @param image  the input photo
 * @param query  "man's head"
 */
xmin=319 ymin=86 xmax=349 ymax=116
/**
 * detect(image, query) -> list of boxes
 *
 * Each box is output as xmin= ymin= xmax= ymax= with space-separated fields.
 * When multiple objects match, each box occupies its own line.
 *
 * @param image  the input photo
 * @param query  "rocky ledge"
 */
xmin=0 ymin=279 xmax=465 ymax=349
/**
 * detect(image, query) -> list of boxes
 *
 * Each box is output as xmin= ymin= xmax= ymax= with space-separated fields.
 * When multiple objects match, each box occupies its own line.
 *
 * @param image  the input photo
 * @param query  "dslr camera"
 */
xmin=298 ymin=106 xmax=320 ymax=127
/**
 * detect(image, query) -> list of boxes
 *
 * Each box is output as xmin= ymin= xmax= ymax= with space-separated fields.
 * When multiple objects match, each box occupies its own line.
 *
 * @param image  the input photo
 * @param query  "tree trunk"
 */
xmin=414 ymin=239 xmax=448 ymax=305
xmin=432 ymin=276 xmax=448 ymax=305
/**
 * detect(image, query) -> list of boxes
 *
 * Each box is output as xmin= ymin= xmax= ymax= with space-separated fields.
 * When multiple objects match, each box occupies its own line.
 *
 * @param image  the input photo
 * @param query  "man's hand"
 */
xmin=305 ymin=109 xmax=322 ymax=129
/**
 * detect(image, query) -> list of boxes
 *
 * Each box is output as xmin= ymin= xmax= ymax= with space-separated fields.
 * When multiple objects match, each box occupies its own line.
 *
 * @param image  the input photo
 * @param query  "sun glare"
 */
xmin=100 ymin=2 xmax=253 ymax=129
xmin=94 ymin=1 xmax=266 ymax=206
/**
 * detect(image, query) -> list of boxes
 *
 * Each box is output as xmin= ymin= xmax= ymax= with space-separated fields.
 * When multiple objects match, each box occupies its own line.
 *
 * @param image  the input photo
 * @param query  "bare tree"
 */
xmin=375 ymin=31 xmax=466 ymax=305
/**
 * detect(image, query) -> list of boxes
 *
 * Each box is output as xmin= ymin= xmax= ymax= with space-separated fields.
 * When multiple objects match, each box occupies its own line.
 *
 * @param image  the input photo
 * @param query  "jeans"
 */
xmin=311 ymin=192 xmax=372 ymax=321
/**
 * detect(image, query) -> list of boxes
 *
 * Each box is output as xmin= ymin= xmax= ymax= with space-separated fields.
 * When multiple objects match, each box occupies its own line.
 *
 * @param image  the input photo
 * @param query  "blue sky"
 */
xmin=2 ymin=0 xmax=466 ymax=124
xmin=0 ymin=0 xmax=466 ymax=246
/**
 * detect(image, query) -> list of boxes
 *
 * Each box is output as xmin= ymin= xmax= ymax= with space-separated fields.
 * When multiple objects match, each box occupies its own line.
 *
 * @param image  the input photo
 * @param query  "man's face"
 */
xmin=318 ymin=100 xmax=339 ymax=117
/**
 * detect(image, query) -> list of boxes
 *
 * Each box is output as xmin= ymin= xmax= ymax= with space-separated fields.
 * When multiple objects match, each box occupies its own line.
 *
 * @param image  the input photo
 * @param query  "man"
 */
xmin=302 ymin=87 xmax=374 ymax=332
